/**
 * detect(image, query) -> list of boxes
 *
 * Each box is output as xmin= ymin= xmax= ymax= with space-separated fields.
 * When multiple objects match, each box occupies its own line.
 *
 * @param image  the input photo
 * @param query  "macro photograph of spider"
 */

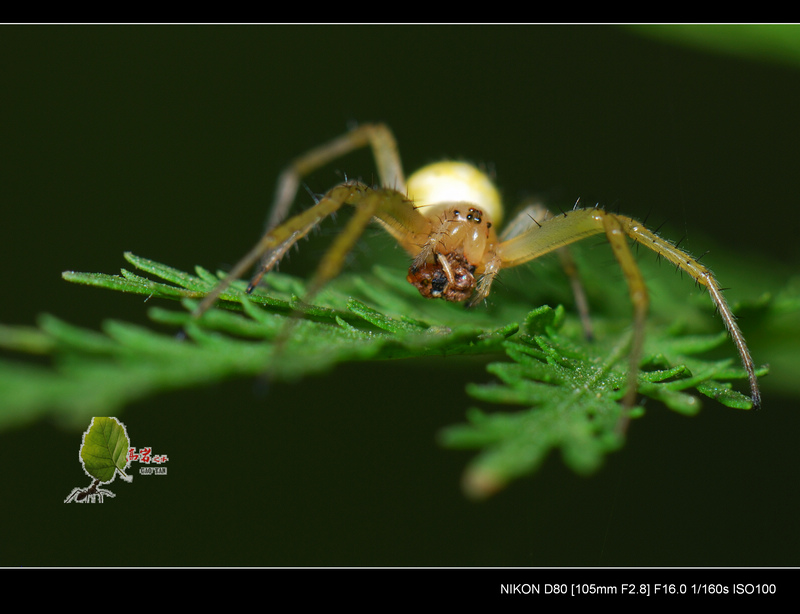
xmin=191 ymin=122 xmax=761 ymax=412
xmin=8 ymin=25 xmax=800 ymax=569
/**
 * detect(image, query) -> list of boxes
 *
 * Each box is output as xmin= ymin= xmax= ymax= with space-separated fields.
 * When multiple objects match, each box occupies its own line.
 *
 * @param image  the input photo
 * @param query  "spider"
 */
xmin=191 ymin=123 xmax=761 ymax=410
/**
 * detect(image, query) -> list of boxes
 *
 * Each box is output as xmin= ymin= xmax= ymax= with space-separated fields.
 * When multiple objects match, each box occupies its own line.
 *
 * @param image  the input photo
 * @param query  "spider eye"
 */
xmin=466 ymin=208 xmax=482 ymax=224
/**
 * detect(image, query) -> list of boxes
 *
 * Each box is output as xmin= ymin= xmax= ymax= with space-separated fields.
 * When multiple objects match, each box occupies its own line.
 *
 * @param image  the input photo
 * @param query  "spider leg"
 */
xmin=273 ymin=186 xmax=421 ymax=346
xmin=498 ymin=208 xmax=760 ymax=411
xmin=191 ymin=182 xmax=367 ymax=319
xmin=500 ymin=209 xmax=646 ymax=411
xmin=410 ymin=211 xmax=457 ymax=271
xmin=618 ymin=216 xmax=761 ymax=410
xmin=500 ymin=201 xmax=594 ymax=339
xmin=505 ymin=209 xmax=646 ymax=411
xmin=266 ymin=123 xmax=405 ymax=231
xmin=191 ymin=124 xmax=405 ymax=322
xmin=600 ymin=214 xmax=649 ymax=413
xmin=304 ymin=186 xmax=415 ymax=299
xmin=466 ymin=251 xmax=501 ymax=308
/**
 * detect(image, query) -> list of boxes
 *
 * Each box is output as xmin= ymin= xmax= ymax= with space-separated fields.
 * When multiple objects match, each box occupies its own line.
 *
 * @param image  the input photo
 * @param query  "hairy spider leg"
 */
xmin=190 ymin=123 xmax=407 ymax=322
xmin=500 ymin=208 xmax=647 ymax=410
xmin=265 ymin=123 xmax=406 ymax=232
xmin=498 ymin=201 xmax=594 ymax=340
xmin=256 ymin=184 xmax=426 ymax=347
xmin=191 ymin=182 xmax=362 ymax=319
xmin=302 ymin=186 xmax=426 ymax=301
xmin=194 ymin=180 xmax=429 ymax=341
xmin=496 ymin=207 xmax=760 ymax=410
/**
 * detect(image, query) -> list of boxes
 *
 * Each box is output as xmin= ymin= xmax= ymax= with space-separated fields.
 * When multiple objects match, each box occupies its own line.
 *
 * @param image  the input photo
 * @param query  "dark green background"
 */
xmin=1 ymin=25 xmax=798 ymax=566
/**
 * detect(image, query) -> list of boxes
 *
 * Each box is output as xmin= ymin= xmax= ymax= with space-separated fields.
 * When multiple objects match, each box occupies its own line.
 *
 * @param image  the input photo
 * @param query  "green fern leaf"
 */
xmin=0 ymin=250 xmax=781 ymax=497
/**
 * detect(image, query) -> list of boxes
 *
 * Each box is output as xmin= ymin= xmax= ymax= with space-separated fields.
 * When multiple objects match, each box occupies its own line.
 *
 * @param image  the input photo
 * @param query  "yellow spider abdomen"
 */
xmin=406 ymin=161 xmax=503 ymax=226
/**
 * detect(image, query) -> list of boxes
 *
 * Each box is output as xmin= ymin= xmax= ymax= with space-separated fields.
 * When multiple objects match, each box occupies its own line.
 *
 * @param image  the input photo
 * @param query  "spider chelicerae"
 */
xmin=191 ymin=123 xmax=761 ymax=410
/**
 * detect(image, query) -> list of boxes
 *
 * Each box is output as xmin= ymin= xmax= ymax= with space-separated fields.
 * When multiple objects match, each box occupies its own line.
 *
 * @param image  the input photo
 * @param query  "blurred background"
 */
xmin=1 ymin=25 xmax=799 ymax=566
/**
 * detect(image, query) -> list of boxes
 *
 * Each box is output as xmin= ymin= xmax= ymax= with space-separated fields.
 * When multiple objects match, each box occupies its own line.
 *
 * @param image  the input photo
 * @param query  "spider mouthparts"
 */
xmin=407 ymin=252 xmax=476 ymax=302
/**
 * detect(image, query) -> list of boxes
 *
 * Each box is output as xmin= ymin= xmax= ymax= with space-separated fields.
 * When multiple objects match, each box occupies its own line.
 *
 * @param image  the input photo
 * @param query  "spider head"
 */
xmin=406 ymin=252 xmax=476 ymax=302
xmin=403 ymin=162 xmax=501 ymax=304
xmin=406 ymin=204 xmax=497 ymax=303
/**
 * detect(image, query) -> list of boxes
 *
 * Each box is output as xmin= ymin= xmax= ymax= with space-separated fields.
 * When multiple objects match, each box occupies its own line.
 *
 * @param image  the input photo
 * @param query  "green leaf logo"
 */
xmin=79 ymin=417 xmax=131 ymax=483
